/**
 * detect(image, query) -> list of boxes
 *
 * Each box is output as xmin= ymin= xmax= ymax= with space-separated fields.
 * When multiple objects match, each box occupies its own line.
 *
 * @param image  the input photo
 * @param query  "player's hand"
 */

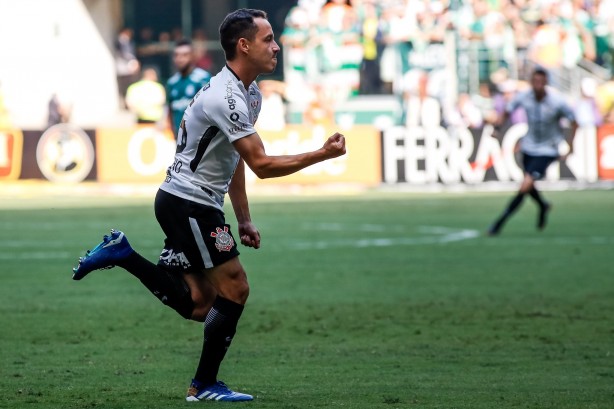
xmin=322 ymin=133 xmax=346 ymax=159
xmin=559 ymin=152 xmax=572 ymax=161
xmin=238 ymin=221 xmax=261 ymax=249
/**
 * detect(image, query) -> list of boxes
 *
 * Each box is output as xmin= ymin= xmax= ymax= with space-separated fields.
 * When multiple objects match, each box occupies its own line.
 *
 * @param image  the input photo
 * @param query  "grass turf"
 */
xmin=0 ymin=189 xmax=613 ymax=408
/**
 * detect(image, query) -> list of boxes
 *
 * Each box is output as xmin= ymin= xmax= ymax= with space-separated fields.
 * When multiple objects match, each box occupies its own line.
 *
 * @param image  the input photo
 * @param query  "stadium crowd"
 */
xmin=116 ymin=0 xmax=614 ymax=129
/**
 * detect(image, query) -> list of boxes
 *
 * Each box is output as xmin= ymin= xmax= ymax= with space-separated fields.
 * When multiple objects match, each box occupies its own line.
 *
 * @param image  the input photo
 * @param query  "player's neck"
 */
xmin=179 ymin=65 xmax=194 ymax=77
xmin=534 ymin=90 xmax=546 ymax=101
xmin=226 ymin=61 xmax=257 ymax=88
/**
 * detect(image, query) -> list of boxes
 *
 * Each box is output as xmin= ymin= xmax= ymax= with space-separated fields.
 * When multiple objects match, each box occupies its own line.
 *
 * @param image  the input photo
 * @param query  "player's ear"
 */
xmin=238 ymin=38 xmax=249 ymax=54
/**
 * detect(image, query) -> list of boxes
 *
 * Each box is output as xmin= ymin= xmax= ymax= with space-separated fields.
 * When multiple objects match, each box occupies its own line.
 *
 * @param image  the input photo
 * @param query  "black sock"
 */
xmin=528 ymin=187 xmax=546 ymax=209
xmin=118 ymin=252 xmax=194 ymax=319
xmin=194 ymin=296 xmax=244 ymax=386
xmin=490 ymin=193 xmax=525 ymax=233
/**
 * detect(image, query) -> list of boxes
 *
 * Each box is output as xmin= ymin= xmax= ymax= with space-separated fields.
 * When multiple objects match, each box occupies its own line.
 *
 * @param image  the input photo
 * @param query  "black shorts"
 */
xmin=154 ymin=189 xmax=240 ymax=272
xmin=522 ymin=153 xmax=558 ymax=180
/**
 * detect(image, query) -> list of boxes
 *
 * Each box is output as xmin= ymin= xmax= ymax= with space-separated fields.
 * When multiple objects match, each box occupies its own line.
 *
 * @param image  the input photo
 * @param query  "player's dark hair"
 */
xmin=219 ymin=8 xmax=268 ymax=61
xmin=532 ymin=67 xmax=549 ymax=81
xmin=175 ymin=38 xmax=193 ymax=49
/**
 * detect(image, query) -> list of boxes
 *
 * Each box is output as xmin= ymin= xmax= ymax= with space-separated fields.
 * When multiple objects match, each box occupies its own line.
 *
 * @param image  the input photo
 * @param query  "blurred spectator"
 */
xmin=281 ymin=2 xmax=315 ymax=105
xmin=304 ymin=83 xmax=336 ymax=126
xmin=47 ymin=93 xmax=71 ymax=128
xmin=158 ymin=31 xmax=172 ymax=44
xmin=592 ymin=0 xmax=614 ymax=72
xmin=401 ymin=70 xmax=441 ymax=127
xmin=192 ymin=29 xmax=214 ymax=72
xmin=126 ymin=67 xmax=166 ymax=124
xmin=473 ymin=81 xmax=498 ymax=125
xmin=461 ymin=0 xmax=505 ymax=82
xmin=527 ymin=17 xmax=564 ymax=71
xmin=447 ymin=93 xmax=483 ymax=129
xmin=379 ymin=1 xmax=415 ymax=93
xmin=318 ymin=0 xmax=362 ymax=101
xmin=276 ymin=0 xmax=614 ymax=127
xmin=596 ymin=75 xmax=614 ymax=123
xmin=171 ymin=27 xmax=184 ymax=42
xmin=256 ymin=80 xmax=287 ymax=131
xmin=358 ymin=1 xmax=384 ymax=95
xmin=166 ymin=39 xmax=212 ymax=137
xmin=136 ymin=27 xmax=159 ymax=71
xmin=574 ymin=77 xmax=603 ymax=127
xmin=115 ymin=27 xmax=140 ymax=109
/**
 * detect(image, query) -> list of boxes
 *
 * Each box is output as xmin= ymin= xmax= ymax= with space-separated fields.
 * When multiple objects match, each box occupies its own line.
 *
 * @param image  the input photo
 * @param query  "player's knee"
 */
xmin=220 ymin=273 xmax=250 ymax=305
xmin=234 ymin=280 xmax=250 ymax=304
xmin=188 ymin=285 xmax=216 ymax=322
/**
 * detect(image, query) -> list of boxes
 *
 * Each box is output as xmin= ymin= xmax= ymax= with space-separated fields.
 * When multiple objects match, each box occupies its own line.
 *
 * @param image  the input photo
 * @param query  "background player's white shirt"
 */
xmin=160 ymin=65 xmax=261 ymax=212
xmin=507 ymin=89 xmax=575 ymax=157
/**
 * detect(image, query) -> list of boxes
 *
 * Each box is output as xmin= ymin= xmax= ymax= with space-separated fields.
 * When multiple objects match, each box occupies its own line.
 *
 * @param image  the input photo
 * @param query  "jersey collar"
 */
xmin=225 ymin=64 xmax=248 ymax=90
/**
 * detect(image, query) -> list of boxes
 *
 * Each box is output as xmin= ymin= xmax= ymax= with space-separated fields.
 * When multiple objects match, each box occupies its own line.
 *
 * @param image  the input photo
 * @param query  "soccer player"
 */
xmin=487 ymin=68 xmax=577 ymax=236
xmin=166 ymin=38 xmax=211 ymax=137
xmin=72 ymin=9 xmax=346 ymax=402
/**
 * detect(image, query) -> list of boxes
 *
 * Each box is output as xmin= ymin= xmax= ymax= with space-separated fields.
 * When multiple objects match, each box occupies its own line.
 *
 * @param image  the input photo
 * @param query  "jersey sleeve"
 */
xmin=506 ymin=92 xmax=523 ymax=114
xmin=206 ymin=86 xmax=256 ymax=143
xmin=558 ymin=98 xmax=576 ymax=122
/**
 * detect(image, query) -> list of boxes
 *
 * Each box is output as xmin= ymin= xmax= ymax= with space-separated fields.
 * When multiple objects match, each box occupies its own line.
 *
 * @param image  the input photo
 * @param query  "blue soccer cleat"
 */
xmin=186 ymin=380 xmax=253 ymax=402
xmin=72 ymin=229 xmax=134 ymax=280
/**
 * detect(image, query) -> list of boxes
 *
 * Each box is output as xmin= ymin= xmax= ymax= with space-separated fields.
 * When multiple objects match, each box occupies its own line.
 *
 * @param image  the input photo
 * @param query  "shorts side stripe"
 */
xmin=189 ymin=217 xmax=214 ymax=268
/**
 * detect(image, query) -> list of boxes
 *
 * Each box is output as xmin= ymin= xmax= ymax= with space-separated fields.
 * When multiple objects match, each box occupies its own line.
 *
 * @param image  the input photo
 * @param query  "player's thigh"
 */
xmin=182 ymin=271 xmax=217 ymax=314
xmin=522 ymin=154 xmax=557 ymax=181
xmin=205 ymin=256 xmax=250 ymax=305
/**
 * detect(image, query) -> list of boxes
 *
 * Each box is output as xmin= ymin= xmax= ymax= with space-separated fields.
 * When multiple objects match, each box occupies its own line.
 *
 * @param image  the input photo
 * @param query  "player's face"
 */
xmin=249 ymin=18 xmax=280 ymax=74
xmin=173 ymin=45 xmax=193 ymax=74
xmin=531 ymin=73 xmax=547 ymax=96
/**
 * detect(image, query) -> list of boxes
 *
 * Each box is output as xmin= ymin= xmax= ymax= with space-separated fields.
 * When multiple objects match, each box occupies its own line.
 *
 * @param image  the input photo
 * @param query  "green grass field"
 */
xmin=1 ymin=188 xmax=613 ymax=409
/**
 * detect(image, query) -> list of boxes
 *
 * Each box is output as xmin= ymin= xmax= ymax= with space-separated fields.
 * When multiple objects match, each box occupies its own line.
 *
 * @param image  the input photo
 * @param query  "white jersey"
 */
xmin=507 ymin=89 xmax=575 ymax=157
xmin=160 ymin=65 xmax=261 ymax=212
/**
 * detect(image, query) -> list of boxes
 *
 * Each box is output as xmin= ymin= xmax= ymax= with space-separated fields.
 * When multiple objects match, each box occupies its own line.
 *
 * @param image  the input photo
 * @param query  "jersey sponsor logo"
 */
xmin=230 ymin=112 xmax=239 ymax=122
xmin=210 ymin=226 xmax=234 ymax=252
xmin=36 ymin=124 xmax=94 ymax=183
xmin=225 ymin=80 xmax=236 ymax=110
xmin=227 ymin=123 xmax=249 ymax=135
xmin=159 ymin=247 xmax=192 ymax=269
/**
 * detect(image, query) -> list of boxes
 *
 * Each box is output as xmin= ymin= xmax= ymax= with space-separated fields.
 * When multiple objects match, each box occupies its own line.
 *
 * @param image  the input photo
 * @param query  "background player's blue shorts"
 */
xmin=522 ymin=153 xmax=558 ymax=180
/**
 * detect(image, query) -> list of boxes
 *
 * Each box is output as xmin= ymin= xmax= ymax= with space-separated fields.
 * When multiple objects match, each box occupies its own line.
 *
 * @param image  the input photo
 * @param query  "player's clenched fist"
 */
xmin=323 ymin=133 xmax=346 ymax=158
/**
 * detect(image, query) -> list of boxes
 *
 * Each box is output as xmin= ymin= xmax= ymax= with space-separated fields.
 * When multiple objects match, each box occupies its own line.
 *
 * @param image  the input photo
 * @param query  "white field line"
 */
xmin=1 ymin=224 xmax=613 ymax=258
xmin=286 ymin=225 xmax=480 ymax=250
xmin=0 ymin=251 xmax=73 ymax=260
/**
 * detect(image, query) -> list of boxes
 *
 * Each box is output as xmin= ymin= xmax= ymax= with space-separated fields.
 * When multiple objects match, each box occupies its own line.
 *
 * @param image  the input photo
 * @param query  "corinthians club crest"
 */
xmin=211 ymin=226 xmax=234 ymax=252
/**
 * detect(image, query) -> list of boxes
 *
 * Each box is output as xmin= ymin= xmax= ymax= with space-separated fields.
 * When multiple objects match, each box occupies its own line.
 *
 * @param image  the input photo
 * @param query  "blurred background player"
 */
xmin=487 ymin=68 xmax=578 ymax=236
xmin=166 ymin=39 xmax=211 ymax=137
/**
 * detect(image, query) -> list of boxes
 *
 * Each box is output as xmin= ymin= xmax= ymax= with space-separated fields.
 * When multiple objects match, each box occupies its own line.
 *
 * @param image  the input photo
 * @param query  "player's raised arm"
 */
xmin=233 ymin=131 xmax=346 ymax=179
